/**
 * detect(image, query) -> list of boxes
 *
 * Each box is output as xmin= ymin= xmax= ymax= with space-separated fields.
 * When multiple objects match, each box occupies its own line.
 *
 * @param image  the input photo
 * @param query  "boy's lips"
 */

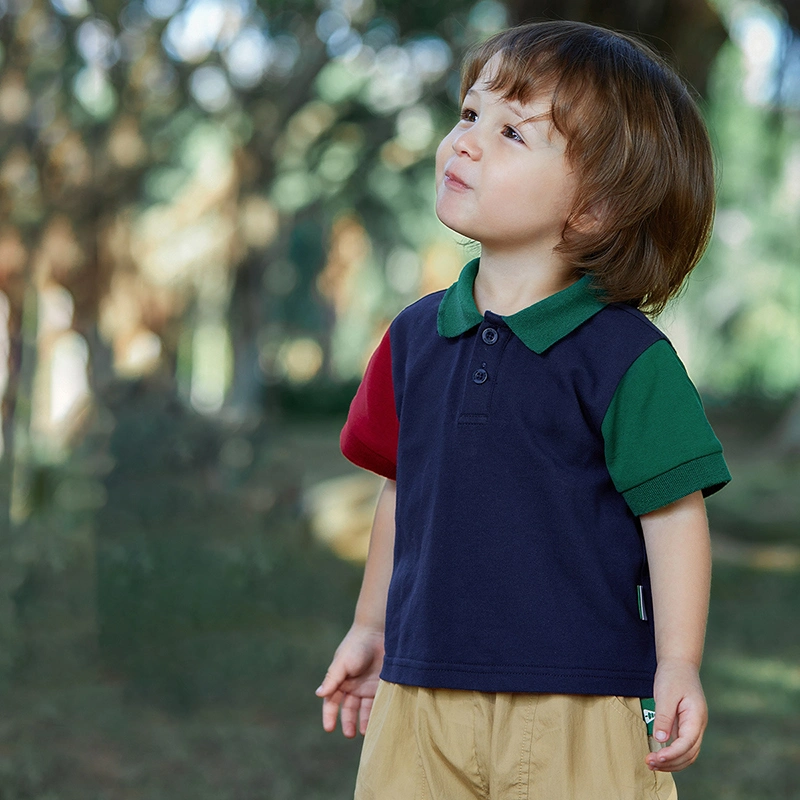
xmin=444 ymin=170 xmax=471 ymax=191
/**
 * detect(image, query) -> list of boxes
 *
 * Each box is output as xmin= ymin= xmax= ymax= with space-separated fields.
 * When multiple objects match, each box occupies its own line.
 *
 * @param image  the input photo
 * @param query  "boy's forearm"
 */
xmin=640 ymin=491 xmax=711 ymax=668
xmin=353 ymin=478 xmax=396 ymax=633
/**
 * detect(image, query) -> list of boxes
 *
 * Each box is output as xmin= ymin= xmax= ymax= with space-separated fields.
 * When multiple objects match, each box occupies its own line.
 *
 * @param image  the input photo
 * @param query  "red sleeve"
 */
xmin=340 ymin=327 xmax=399 ymax=479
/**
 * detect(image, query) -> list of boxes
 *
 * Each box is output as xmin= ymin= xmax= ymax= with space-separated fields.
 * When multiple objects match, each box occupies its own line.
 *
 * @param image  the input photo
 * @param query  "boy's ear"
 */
xmin=570 ymin=200 xmax=608 ymax=234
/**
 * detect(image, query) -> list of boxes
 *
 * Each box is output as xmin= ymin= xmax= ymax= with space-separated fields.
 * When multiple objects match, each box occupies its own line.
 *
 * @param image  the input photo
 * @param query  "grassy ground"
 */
xmin=0 ymin=398 xmax=797 ymax=799
xmin=692 ymin=400 xmax=800 ymax=799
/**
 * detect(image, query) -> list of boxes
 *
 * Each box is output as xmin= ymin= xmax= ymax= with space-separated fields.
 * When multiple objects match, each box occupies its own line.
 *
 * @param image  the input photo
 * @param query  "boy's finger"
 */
xmin=340 ymin=693 xmax=361 ymax=738
xmin=321 ymin=691 xmax=344 ymax=732
xmin=652 ymin=707 xmax=676 ymax=744
xmin=316 ymin=664 xmax=346 ymax=697
xmin=648 ymin=718 xmax=703 ymax=770
xmin=651 ymin=736 xmax=692 ymax=766
xmin=648 ymin=740 xmax=701 ymax=772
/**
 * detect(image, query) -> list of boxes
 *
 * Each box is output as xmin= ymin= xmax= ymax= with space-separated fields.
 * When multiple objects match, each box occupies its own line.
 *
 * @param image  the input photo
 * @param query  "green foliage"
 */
xmin=678 ymin=32 xmax=800 ymax=398
xmin=273 ymin=377 xmax=361 ymax=418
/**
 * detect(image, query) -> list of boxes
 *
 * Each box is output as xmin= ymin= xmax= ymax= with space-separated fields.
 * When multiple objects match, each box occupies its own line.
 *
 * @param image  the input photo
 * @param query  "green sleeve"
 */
xmin=601 ymin=339 xmax=731 ymax=516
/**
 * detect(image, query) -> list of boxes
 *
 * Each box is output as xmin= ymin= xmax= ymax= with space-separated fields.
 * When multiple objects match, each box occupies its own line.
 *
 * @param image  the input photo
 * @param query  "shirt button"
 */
xmin=482 ymin=327 xmax=498 ymax=345
xmin=472 ymin=368 xmax=488 ymax=384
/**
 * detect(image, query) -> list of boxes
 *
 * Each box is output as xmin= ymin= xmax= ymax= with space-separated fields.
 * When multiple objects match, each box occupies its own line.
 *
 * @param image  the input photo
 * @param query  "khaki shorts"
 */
xmin=355 ymin=680 xmax=677 ymax=800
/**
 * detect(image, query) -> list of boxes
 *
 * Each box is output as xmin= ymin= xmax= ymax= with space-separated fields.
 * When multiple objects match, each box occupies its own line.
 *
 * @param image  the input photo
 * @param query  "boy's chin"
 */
xmin=434 ymin=209 xmax=473 ymax=239
xmin=439 ymin=222 xmax=475 ymax=241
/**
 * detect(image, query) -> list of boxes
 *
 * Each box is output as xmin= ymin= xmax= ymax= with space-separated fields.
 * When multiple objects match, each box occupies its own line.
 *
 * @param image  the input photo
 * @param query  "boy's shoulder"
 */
xmin=569 ymin=302 xmax=671 ymax=367
xmin=593 ymin=302 xmax=669 ymax=342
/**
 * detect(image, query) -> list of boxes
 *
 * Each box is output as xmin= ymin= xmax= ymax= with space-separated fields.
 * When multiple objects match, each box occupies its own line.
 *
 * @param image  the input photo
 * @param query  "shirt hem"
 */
xmin=380 ymin=658 xmax=655 ymax=697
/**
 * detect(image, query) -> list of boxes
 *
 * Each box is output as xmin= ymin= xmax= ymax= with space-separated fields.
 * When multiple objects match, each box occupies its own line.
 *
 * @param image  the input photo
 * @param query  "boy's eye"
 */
xmin=460 ymin=108 xmax=477 ymax=122
xmin=502 ymin=125 xmax=523 ymax=142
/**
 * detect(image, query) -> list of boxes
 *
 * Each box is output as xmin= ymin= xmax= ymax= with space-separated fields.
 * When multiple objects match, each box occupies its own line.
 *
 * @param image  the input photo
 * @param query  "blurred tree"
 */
xmin=695 ymin=3 xmax=800 ymax=456
xmin=4 ymin=0 xmax=800 ymax=483
xmin=0 ymin=0 xmax=737 ymax=460
xmin=0 ymin=0 xmax=798 ymax=699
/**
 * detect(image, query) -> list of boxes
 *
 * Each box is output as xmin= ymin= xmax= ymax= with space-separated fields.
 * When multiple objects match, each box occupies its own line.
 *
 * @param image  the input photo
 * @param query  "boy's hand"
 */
xmin=315 ymin=625 xmax=385 ymax=738
xmin=647 ymin=659 xmax=708 ymax=772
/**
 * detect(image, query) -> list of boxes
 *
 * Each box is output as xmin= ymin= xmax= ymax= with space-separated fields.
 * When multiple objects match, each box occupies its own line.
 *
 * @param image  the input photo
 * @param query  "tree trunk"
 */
xmin=779 ymin=0 xmax=800 ymax=31
xmin=0 ymin=281 xmax=38 ymax=683
xmin=507 ymin=0 xmax=727 ymax=96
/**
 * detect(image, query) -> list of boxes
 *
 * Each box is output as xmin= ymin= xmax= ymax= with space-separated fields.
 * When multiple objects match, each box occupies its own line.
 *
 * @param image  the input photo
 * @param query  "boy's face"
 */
xmin=435 ymin=55 xmax=578 ymax=260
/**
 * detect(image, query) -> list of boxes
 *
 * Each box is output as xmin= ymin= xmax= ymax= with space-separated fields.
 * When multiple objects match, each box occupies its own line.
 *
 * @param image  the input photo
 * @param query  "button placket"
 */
xmin=457 ymin=314 xmax=509 ymax=424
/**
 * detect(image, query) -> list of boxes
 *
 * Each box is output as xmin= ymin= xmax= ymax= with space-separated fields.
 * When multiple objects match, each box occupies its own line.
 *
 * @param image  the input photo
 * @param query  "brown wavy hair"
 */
xmin=460 ymin=21 xmax=716 ymax=315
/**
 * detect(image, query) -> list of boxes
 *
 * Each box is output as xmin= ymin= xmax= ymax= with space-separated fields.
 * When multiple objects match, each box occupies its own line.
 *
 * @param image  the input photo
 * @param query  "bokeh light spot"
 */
xmin=396 ymin=104 xmax=435 ymax=151
xmin=224 ymin=26 xmax=273 ymax=88
xmin=190 ymin=65 xmax=233 ymax=112
xmin=76 ymin=18 xmax=118 ymax=67
xmin=468 ymin=0 xmax=508 ymax=34
xmin=144 ymin=0 xmax=182 ymax=20
xmin=278 ymin=338 xmax=324 ymax=384
xmin=49 ymin=0 xmax=90 ymax=18
xmin=316 ymin=9 xmax=349 ymax=43
xmin=73 ymin=66 xmax=117 ymax=119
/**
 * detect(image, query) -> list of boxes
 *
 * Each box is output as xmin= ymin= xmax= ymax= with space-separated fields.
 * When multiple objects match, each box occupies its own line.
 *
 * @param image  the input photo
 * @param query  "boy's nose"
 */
xmin=451 ymin=128 xmax=481 ymax=159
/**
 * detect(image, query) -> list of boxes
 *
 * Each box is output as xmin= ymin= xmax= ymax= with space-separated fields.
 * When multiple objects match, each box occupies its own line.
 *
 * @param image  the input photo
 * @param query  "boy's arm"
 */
xmin=315 ymin=478 xmax=396 ymax=737
xmin=640 ymin=489 xmax=711 ymax=772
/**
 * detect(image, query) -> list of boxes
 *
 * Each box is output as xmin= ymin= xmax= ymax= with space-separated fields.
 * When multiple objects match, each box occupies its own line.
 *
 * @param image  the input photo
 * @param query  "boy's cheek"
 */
xmin=433 ymin=163 xmax=443 ymax=189
xmin=434 ymin=135 xmax=454 ymax=181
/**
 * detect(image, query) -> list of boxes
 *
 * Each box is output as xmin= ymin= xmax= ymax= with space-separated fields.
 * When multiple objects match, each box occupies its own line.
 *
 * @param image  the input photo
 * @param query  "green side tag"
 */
xmin=637 ymin=585 xmax=647 ymax=621
xmin=640 ymin=697 xmax=656 ymax=735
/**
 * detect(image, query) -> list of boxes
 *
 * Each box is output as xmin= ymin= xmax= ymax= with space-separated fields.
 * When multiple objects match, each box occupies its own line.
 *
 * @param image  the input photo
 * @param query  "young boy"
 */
xmin=316 ymin=20 xmax=731 ymax=799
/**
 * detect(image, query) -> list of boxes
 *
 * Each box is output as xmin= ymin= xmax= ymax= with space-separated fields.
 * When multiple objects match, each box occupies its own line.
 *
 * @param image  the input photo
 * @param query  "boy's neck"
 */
xmin=472 ymin=248 xmax=577 ymax=316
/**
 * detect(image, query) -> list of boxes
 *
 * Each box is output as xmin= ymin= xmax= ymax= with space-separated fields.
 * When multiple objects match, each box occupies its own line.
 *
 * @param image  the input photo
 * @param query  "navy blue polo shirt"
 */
xmin=341 ymin=258 xmax=730 ymax=697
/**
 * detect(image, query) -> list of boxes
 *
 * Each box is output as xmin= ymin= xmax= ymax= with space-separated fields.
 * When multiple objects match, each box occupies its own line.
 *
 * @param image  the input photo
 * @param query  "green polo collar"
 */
xmin=436 ymin=258 xmax=606 ymax=354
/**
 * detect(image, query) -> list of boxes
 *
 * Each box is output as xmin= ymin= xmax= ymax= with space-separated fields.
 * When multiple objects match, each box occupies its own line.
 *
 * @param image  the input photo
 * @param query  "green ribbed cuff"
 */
xmin=622 ymin=453 xmax=732 ymax=516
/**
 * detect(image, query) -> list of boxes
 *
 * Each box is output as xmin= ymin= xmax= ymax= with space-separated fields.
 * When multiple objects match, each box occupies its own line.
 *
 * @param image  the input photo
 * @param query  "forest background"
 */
xmin=0 ymin=0 xmax=798 ymax=797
